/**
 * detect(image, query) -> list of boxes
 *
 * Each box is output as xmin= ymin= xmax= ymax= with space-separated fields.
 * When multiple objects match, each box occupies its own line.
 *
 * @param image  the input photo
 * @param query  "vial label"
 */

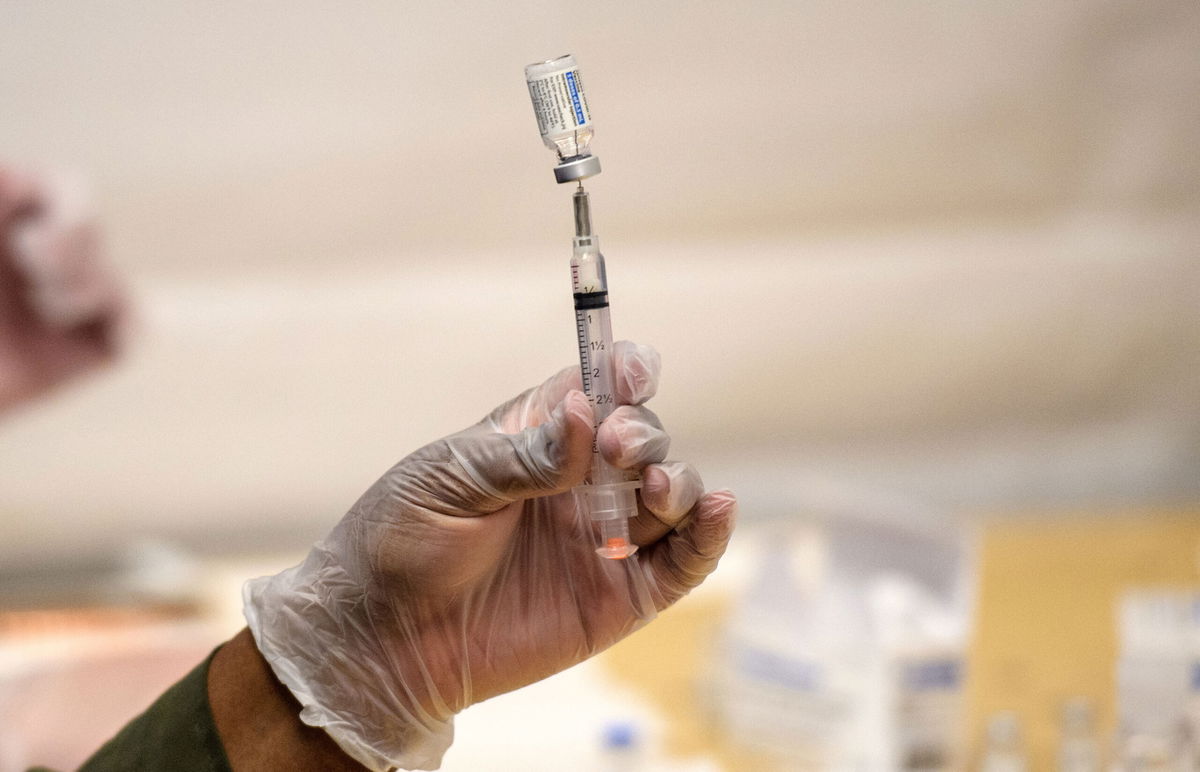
xmin=527 ymin=67 xmax=591 ymax=137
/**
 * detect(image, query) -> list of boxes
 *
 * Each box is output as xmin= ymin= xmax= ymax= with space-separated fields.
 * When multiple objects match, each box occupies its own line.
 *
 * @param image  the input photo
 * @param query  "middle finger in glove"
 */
xmin=627 ymin=460 xmax=706 ymax=547
xmin=595 ymin=404 xmax=670 ymax=471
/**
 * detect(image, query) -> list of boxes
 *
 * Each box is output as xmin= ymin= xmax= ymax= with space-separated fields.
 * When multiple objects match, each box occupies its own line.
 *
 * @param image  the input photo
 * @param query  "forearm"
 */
xmin=207 ymin=627 xmax=364 ymax=771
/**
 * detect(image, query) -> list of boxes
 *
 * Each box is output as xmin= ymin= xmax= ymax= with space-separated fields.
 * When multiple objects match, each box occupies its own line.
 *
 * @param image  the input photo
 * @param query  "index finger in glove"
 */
xmin=482 ymin=364 xmax=580 ymax=434
xmin=429 ymin=390 xmax=595 ymax=515
xmin=481 ymin=341 xmax=660 ymax=434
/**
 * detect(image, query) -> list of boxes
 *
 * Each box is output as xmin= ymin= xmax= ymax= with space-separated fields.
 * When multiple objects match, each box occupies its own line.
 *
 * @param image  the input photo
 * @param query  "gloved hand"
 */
xmin=0 ymin=166 xmax=125 ymax=412
xmin=244 ymin=342 xmax=736 ymax=771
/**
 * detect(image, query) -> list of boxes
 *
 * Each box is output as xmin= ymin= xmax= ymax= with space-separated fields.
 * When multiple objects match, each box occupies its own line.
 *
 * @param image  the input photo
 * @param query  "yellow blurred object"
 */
xmin=966 ymin=510 xmax=1200 ymax=769
xmin=600 ymin=595 xmax=780 ymax=770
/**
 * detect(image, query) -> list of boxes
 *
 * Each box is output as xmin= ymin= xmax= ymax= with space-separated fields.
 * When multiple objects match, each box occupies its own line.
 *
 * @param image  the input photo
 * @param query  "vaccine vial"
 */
xmin=525 ymin=54 xmax=602 ymax=184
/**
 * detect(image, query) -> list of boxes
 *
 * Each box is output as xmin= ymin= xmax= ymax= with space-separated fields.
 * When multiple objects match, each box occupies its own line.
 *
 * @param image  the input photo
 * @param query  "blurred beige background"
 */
xmin=1 ymin=0 xmax=1197 ymax=568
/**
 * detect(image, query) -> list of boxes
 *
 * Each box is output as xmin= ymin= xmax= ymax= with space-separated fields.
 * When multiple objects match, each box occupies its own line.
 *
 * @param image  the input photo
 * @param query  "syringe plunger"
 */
xmin=576 ymin=481 xmax=639 ymax=559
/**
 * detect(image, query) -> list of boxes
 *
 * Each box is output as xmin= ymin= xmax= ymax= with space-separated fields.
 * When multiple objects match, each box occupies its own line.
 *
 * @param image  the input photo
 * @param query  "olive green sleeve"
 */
xmin=64 ymin=647 xmax=232 ymax=772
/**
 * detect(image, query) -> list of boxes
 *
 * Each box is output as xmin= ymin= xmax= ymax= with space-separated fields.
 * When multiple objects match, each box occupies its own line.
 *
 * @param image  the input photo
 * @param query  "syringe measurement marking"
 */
xmin=574 ymin=332 xmax=608 ymax=400
xmin=576 ymin=314 xmax=592 ymax=396
xmin=572 ymin=287 xmax=611 ymax=408
xmin=575 ymin=311 xmax=601 ymax=455
xmin=572 ymin=264 xmax=593 ymax=396
xmin=573 ymin=283 xmax=614 ymax=460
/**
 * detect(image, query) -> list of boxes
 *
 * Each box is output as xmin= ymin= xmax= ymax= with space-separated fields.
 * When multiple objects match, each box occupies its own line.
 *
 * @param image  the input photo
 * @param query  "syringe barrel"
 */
xmin=568 ymin=188 xmax=637 ymax=557
xmin=571 ymin=229 xmax=639 ymax=549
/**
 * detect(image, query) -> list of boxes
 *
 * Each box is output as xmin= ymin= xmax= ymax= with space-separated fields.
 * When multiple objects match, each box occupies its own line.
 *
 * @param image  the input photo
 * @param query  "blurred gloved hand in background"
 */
xmin=0 ymin=165 xmax=126 ymax=413
xmin=244 ymin=341 xmax=736 ymax=770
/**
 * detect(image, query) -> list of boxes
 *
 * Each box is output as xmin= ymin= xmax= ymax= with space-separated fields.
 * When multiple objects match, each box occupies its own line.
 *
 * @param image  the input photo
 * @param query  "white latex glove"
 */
xmin=0 ymin=166 xmax=125 ymax=412
xmin=244 ymin=342 xmax=736 ymax=770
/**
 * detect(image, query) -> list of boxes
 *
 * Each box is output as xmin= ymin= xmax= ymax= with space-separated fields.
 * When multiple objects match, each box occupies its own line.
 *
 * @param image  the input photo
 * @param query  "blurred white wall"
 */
xmin=0 ymin=1 xmax=1197 ymax=567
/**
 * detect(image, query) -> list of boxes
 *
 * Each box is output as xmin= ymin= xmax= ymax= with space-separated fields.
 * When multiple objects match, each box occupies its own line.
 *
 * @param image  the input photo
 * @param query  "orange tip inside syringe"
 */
xmin=575 ymin=480 xmax=640 ymax=559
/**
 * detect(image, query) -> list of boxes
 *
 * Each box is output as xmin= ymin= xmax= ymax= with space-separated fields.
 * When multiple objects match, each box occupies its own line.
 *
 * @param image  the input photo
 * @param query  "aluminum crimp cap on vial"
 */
xmin=554 ymin=155 xmax=602 ymax=184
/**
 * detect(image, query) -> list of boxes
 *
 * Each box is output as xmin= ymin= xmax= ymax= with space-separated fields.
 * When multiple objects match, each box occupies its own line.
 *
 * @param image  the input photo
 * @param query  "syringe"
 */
xmin=570 ymin=184 xmax=639 ymax=559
